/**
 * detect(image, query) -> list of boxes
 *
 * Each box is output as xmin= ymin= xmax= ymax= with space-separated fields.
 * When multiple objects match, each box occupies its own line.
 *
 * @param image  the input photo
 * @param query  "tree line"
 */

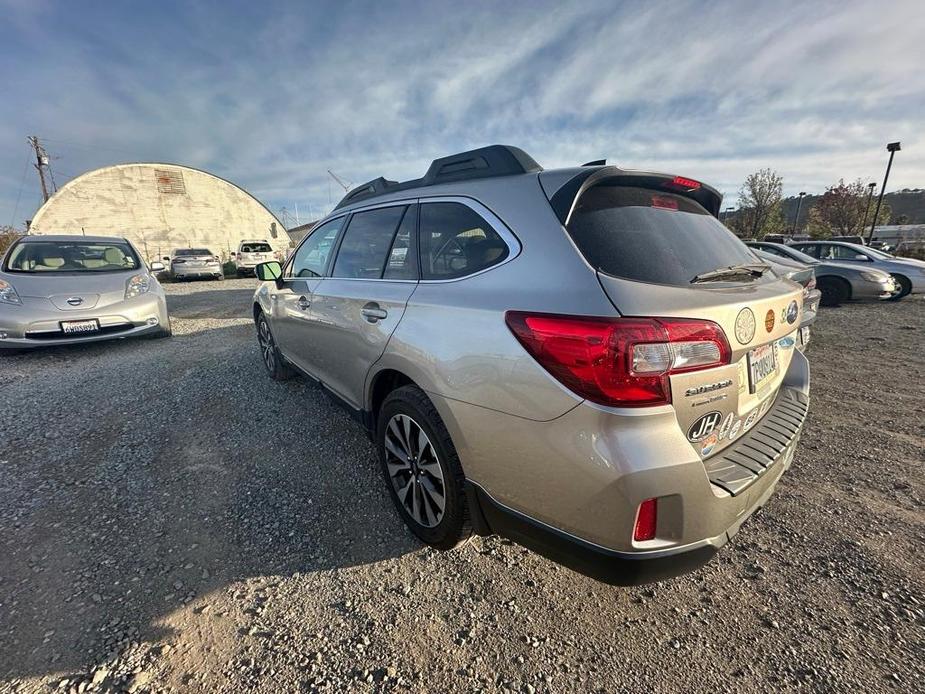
xmin=726 ymin=171 xmax=892 ymax=240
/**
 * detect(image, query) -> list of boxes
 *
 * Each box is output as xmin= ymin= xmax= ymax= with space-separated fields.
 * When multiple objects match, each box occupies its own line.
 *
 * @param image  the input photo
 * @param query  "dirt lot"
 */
xmin=1 ymin=280 xmax=923 ymax=694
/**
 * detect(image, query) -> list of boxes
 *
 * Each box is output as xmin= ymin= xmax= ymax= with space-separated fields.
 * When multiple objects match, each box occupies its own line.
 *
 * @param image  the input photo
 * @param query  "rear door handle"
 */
xmin=297 ymin=296 xmax=311 ymax=310
xmin=361 ymin=302 xmax=388 ymax=322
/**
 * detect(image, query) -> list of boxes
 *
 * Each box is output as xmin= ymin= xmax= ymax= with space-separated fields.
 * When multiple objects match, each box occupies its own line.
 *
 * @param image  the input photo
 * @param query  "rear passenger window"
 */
xmin=383 ymin=205 xmax=418 ymax=280
xmin=419 ymin=202 xmax=509 ymax=280
xmin=333 ymin=206 xmax=407 ymax=279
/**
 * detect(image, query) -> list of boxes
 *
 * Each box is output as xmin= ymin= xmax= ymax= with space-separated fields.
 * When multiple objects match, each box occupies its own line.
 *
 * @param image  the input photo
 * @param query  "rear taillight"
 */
xmin=804 ymin=277 xmax=816 ymax=296
xmin=634 ymin=498 xmax=658 ymax=541
xmin=505 ymin=312 xmax=731 ymax=407
xmin=236 ymin=253 xmax=242 ymax=260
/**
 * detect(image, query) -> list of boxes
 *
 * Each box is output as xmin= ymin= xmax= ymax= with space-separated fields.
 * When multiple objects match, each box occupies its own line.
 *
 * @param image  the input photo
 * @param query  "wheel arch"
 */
xmin=817 ymin=274 xmax=852 ymax=300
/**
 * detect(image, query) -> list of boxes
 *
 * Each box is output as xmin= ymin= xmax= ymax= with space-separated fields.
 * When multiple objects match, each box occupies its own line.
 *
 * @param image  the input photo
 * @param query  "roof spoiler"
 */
xmin=334 ymin=145 xmax=542 ymax=210
xmin=545 ymin=167 xmax=724 ymax=224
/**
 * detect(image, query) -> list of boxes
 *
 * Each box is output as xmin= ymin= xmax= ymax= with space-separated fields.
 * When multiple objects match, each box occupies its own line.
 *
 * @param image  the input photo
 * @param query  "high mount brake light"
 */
xmin=670 ymin=175 xmax=701 ymax=190
xmin=505 ymin=312 xmax=731 ymax=407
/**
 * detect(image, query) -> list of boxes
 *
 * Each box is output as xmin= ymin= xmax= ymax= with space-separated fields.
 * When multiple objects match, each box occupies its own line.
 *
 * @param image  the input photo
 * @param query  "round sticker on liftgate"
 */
xmin=688 ymin=411 xmax=723 ymax=441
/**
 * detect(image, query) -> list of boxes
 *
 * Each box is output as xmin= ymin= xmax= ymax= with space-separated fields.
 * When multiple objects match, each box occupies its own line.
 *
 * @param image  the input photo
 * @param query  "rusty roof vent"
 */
xmin=155 ymin=168 xmax=187 ymax=195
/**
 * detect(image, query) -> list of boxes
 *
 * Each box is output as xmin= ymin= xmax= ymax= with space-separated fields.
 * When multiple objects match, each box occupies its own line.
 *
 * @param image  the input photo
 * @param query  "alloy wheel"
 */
xmin=257 ymin=319 xmax=276 ymax=372
xmin=384 ymin=414 xmax=447 ymax=528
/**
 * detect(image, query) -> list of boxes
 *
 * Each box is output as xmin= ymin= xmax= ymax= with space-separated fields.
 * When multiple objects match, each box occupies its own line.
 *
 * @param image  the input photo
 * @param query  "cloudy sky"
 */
xmin=2 ymin=0 xmax=924 ymax=228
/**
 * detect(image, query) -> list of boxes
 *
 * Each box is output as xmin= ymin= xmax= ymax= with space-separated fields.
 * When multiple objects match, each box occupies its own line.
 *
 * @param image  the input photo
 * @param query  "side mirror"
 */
xmin=162 ymin=256 xmax=170 ymax=261
xmin=255 ymin=261 xmax=282 ymax=281
xmin=854 ymin=253 xmax=869 ymax=261
xmin=150 ymin=262 xmax=166 ymax=272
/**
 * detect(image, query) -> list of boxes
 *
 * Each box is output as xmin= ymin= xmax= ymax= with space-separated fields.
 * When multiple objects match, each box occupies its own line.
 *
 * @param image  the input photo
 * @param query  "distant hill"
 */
xmin=779 ymin=189 xmax=925 ymax=229
xmin=726 ymin=189 xmax=925 ymax=230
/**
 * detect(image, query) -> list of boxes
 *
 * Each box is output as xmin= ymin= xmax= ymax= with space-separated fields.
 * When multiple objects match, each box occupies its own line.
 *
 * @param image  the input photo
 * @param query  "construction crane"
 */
xmin=327 ymin=169 xmax=353 ymax=192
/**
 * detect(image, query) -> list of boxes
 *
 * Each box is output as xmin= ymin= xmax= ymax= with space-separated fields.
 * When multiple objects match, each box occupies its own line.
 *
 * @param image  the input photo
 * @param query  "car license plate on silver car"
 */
xmin=747 ymin=343 xmax=778 ymax=393
xmin=61 ymin=319 xmax=100 ymax=334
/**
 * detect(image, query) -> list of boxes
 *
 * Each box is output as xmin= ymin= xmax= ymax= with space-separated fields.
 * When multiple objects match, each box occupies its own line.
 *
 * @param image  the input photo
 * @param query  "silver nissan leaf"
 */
xmin=0 ymin=235 xmax=170 ymax=349
xmin=251 ymin=146 xmax=810 ymax=585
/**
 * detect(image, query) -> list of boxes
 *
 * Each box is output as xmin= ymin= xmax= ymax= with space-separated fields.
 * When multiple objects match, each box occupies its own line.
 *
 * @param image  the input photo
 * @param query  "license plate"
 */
xmin=800 ymin=326 xmax=811 ymax=346
xmin=747 ymin=343 xmax=778 ymax=393
xmin=61 ymin=319 xmax=100 ymax=334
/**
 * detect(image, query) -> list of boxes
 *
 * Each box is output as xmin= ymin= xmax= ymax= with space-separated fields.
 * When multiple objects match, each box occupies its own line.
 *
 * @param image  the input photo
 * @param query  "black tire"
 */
xmin=817 ymin=276 xmax=849 ymax=307
xmin=888 ymin=274 xmax=911 ymax=301
xmin=255 ymin=312 xmax=293 ymax=381
xmin=236 ymin=269 xmax=245 ymax=279
xmin=217 ymin=273 xmax=225 ymax=281
xmin=377 ymin=385 xmax=471 ymax=550
xmin=152 ymin=318 xmax=172 ymax=339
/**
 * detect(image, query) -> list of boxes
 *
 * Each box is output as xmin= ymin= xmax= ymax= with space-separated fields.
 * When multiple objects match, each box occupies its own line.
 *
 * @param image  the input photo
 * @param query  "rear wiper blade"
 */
xmin=690 ymin=263 xmax=771 ymax=283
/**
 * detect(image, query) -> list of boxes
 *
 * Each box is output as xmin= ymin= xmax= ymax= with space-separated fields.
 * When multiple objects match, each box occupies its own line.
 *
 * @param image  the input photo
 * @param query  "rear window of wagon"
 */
xmin=566 ymin=185 xmax=759 ymax=287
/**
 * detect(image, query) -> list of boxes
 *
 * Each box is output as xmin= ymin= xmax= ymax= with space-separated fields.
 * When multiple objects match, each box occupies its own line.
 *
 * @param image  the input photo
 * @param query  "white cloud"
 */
xmin=1 ymin=0 xmax=924 ymax=227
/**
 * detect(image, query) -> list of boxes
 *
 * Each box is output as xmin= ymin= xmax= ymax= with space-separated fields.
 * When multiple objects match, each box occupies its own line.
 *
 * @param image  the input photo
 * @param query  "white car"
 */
xmin=236 ymin=240 xmax=279 ymax=277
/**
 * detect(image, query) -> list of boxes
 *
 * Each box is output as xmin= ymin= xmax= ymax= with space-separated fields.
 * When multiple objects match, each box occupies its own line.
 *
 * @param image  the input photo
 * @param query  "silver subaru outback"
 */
xmin=252 ymin=146 xmax=810 ymax=585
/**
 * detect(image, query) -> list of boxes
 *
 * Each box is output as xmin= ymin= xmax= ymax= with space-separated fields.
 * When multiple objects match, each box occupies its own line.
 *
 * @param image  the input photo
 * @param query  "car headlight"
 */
xmin=860 ymin=271 xmax=886 ymax=282
xmin=0 ymin=278 xmax=22 ymax=305
xmin=125 ymin=274 xmax=151 ymax=299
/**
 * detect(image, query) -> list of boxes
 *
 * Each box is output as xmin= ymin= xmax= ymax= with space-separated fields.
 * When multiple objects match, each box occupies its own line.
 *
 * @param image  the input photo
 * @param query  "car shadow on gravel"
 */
xmin=0 ymin=321 xmax=421 ymax=683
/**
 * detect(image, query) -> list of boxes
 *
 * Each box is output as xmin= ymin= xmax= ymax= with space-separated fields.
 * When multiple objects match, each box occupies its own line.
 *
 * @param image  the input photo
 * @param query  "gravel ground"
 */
xmin=1 ymin=279 xmax=923 ymax=694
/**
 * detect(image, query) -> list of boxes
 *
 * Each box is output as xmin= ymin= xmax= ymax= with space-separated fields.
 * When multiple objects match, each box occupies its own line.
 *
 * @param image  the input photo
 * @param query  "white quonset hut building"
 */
xmin=28 ymin=163 xmax=290 ymax=262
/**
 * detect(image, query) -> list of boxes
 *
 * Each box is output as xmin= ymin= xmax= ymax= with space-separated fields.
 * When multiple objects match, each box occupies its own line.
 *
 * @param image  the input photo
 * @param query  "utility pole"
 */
xmin=860 ymin=182 xmax=876 ymax=234
xmin=869 ymin=142 xmax=901 ymax=243
xmin=791 ymin=192 xmax=806 ymax=235
xmin=28 ymin=136 xmax=51 ymax=203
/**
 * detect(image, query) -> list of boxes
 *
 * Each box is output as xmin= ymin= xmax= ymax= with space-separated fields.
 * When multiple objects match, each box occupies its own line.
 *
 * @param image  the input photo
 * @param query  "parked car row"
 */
xmin=159 ymin=239 xmax=286 ymax=281
xmin=745 ymin=239 xmax=925 ymax=305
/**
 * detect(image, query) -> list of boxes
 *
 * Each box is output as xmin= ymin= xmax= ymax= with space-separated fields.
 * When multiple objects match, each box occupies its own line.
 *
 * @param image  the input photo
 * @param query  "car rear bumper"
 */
xmin=0 ymin=293 xmax=169 ymax=349
xmin=173 ymin=263 xmax=222 ymax=278
xmin=435 ymin=349 xmax=810 ymax=584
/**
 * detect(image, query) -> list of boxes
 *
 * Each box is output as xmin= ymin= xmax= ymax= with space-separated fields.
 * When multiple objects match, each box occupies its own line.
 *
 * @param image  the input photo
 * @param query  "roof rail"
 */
xmin=333 ymin=145 xmax=542 ymax=210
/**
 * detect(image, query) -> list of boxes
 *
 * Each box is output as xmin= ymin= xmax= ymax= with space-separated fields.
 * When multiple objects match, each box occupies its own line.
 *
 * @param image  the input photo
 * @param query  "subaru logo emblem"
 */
xmin=66 ymin=296 xmax=84 ymax=306
xmin=784 ymin=300 xmax=799 ymax=325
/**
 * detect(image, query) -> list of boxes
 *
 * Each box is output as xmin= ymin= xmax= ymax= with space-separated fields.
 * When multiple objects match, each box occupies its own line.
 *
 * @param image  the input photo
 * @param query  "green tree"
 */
xmin=734 ymin=169 xmax=785 ymax=239
xmin=804 ymin=179 xmax=891 ymax=238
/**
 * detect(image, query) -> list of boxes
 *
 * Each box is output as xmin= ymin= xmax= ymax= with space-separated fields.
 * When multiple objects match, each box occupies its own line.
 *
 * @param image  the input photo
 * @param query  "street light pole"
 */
xmin=868 ymin=142 xmax=900 ymax=243
xmin=860 ymin=181 xmax=877 ymax=235
xmin=791 ymin=192 xmax=806 ymax=236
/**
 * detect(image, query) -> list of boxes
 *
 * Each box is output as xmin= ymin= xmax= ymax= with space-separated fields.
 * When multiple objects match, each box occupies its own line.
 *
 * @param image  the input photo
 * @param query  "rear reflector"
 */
xmin=634 ymin=498 xmax=658 ymax=541
xmin=505 ymin=312 xmax=731 ymax=407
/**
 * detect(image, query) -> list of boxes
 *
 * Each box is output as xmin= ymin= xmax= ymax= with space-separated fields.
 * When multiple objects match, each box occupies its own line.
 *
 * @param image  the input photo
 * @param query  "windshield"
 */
xmin=241 ymin=243 xmax=272 ymax=253
xmin=175 ymin=248 xmax=212 ymax=256
xmin=778 ymin=246 xmax=817 ymax=264
xmin=566 ymin=185 xmax=758 ymax=286
xmin=5 ymin=240 xmax=141 ymax=273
